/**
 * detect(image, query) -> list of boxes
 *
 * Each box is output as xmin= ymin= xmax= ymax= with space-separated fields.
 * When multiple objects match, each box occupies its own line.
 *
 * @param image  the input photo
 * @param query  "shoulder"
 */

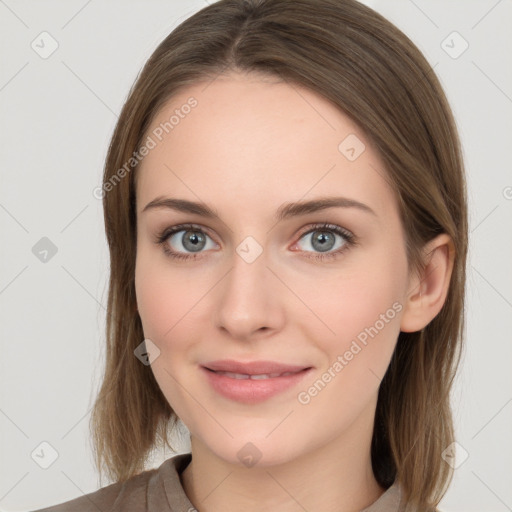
xmin=31 ymin=469 xmax=155 ymax=512
xmin=31 ymin=452 xmax=193 ymax=512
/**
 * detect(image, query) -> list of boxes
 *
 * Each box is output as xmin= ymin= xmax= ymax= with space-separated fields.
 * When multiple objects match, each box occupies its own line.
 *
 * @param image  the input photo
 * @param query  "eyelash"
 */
xmin=154 ymin=222 xmax=357 ymax=262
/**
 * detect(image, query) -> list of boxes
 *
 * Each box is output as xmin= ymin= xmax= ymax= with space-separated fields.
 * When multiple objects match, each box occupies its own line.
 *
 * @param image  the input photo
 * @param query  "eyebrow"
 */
xmin=142 ymin=195 xmax=376 ymax=221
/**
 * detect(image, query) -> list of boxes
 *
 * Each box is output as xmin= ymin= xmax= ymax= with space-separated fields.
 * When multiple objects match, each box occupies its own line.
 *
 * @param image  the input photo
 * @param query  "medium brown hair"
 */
xmin=90 ymin=1 xmax=468 ymax=510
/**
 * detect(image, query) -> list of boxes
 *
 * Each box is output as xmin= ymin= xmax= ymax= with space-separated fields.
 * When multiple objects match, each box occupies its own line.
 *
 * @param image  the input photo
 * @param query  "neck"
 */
xmin=180 ymin=401 xmax=385 ymax=512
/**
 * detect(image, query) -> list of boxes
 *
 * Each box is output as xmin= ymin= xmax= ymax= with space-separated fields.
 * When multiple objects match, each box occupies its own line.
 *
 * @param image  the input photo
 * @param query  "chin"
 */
xmin=196 ymin=431 xmax=312 ymax=469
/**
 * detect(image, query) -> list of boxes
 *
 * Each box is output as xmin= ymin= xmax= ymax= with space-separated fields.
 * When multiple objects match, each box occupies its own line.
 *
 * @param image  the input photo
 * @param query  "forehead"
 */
xmin=136 ymin=73 xmax=396 ymax=220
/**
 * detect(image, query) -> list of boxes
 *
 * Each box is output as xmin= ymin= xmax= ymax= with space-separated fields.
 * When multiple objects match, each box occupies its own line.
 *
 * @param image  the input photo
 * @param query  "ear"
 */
xmin=400 ymin=234 xmax=455 ymax=333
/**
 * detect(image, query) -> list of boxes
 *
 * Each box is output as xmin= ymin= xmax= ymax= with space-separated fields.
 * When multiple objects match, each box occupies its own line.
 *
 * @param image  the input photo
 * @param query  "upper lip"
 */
xmin=202 ymin=359 xmax=312 ymax=375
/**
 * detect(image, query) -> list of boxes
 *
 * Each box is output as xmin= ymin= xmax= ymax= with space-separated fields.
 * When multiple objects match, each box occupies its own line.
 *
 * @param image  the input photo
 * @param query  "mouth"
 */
xmin=203 ymin=368 xmax=306 ymax=380
xmin=202 ymin=359 xmax=312 ymax=375
xmin=200 ymin=360 xmax=313 ymax=404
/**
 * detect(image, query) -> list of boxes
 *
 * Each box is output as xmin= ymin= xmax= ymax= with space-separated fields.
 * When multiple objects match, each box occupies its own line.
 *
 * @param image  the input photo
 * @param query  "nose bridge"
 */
xmin=213 ymin=235 xmax=284 ymax=338
xmin=224 ymin=236 xmax=272 ymax=309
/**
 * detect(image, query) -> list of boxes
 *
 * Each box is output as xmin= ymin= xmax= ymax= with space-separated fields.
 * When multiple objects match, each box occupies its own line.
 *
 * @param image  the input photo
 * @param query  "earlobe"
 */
xmin=400 ymin=234 xmax=455 ymax=333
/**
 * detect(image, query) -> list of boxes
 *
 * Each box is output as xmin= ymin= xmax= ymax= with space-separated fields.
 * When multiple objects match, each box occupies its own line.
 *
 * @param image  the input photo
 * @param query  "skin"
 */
xmin=134 ymin=71 xmax=454 ymax=512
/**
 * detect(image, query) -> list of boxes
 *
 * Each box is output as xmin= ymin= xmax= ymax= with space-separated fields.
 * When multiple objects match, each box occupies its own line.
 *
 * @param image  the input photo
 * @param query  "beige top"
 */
xmin=32 ymin=452 xmax=405 ymax=511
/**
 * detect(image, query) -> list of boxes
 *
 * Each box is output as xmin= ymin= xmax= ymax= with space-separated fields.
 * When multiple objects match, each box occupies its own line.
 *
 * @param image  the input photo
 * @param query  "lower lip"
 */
xmin=201 ymin=366 xmax=313 ymax=404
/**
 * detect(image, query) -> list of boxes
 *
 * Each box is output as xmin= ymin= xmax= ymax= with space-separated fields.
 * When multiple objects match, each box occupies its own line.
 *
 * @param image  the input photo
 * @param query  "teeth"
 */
xmin=250 ymin=373 xmax=275 ymax=379
xmin=215 ymin=371 xmax=298 ymax=379
xmin=221 ymin=372 xmax=250 ymax=379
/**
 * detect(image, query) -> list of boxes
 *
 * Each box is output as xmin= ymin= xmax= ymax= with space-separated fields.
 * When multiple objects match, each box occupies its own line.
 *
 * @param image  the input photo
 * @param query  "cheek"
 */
xmin=134 ymin=252 xmax=211 ymax=430
xmin=135 ymin=252 xmax=186 ymax=343
xmin=294 ymin=272 xmax=404 ymax=417
xmin=302 ymin=247 xmax=407 ymax=372
xmin=332 ymin=274 xmax=403 ymax=341
xmin=134 ymin=249 xmax=214 ymax=360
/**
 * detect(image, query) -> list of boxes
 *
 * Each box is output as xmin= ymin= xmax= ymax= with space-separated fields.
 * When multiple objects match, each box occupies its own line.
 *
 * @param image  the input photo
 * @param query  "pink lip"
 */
xmin=201 ymin=360 xmax=313 ymax=404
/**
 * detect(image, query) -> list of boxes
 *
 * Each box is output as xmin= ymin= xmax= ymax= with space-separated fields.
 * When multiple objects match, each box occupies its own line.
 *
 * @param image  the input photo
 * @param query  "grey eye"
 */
xmin=297 ymin=229 xmax=347 ymax=253
xmin=168 ymin=230 xmax=214 ymax=253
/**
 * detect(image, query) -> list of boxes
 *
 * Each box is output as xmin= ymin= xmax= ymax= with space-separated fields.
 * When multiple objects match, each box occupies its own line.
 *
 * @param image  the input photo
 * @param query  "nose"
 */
xmin=213 ymin=243 xmax=285 ymax=341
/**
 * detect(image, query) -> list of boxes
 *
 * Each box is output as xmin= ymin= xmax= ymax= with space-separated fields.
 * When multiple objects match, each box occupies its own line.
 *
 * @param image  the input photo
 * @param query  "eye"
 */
xmin=154 ymin=222 xmax=356 ymax=262
xmin=292 ymin=223 xmax=356 ymax=261
xmin=155 ymin=223 xmax=217 ymax=260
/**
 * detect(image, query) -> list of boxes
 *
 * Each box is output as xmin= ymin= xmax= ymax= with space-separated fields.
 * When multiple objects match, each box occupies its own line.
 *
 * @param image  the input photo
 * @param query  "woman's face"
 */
xmin=135 ymin=71 xmax=412 ymax=467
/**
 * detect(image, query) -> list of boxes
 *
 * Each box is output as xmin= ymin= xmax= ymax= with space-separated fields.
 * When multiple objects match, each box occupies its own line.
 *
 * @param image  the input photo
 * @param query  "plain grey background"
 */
xmin=0 ymin=1 xmax=511 ymax=511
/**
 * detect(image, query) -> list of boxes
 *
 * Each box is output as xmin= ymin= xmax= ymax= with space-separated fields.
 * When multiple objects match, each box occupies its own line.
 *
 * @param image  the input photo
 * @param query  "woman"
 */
xmin=35 ymin=0 xmax=468 ymax=510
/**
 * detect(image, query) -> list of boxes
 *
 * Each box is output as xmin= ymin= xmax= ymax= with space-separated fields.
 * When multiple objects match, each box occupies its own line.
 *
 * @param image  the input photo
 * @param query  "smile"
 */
xmin=201 ymin=366 xmax=313 ymax=404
